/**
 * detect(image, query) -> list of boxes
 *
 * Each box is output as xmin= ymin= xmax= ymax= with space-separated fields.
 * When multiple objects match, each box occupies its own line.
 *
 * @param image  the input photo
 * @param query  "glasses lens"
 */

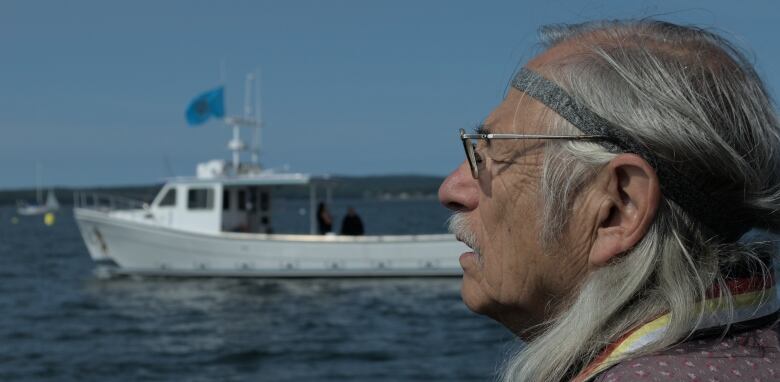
xmin=460 ymin=133 xmax=478 ymax=178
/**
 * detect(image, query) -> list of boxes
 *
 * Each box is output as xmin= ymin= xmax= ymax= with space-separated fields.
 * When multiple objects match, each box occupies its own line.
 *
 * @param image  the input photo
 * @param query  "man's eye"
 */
xmin=473 ymin=147 xmax=484 ymax=164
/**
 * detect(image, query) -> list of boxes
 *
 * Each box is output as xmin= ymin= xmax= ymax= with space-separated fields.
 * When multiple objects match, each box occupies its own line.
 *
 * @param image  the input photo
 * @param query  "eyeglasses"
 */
xmin=459 ymin=128 xmax=609 ymax=179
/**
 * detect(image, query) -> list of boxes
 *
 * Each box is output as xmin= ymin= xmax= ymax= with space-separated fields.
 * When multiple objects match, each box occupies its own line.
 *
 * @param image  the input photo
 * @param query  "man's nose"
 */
xmin=438 ymin=161 xmax=479 ymax=212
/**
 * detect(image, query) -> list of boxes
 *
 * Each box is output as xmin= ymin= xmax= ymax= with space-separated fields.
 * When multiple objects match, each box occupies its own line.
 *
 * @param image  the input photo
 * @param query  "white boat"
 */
xmin=17 ymin=190 xmax=60 ymax=216
xmin=17 ymin=164 xmax=60 ymax=216
xmin=73 ymin=75 xmax=465 ymax=277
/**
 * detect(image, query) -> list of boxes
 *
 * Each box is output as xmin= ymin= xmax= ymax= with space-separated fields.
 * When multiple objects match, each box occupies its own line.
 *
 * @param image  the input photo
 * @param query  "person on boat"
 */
xmin=439 ymin=20 xmax=780 ymax=382
xmin=316 ymin=202 xmax=333 ymax=234
xmin=260 ymin=216 xmax=273 ymax=234
xmin=340 ymin=207 xmax=364 ymax=236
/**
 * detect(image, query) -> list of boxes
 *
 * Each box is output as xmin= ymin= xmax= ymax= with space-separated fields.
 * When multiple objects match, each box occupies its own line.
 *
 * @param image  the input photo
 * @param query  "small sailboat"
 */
xmin=17 ymin=165 xmax=60 ymax=216
xmin=17 ymin=189 xmax=60 ymax=216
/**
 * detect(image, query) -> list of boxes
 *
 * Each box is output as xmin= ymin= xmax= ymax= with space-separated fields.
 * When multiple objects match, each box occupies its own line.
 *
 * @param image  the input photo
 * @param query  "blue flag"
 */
xmin=185 ymin=86 xmax=225 ymax=126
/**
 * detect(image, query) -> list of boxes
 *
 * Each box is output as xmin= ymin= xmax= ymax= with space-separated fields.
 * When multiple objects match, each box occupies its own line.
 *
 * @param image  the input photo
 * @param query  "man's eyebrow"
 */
xmin=474 ymin=123 xmax=491 ymax=135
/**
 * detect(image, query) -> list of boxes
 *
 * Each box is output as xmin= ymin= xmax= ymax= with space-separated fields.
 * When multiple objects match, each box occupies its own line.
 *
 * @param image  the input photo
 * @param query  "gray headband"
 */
xmin=512 ymin=68 xmax=750 ymax=241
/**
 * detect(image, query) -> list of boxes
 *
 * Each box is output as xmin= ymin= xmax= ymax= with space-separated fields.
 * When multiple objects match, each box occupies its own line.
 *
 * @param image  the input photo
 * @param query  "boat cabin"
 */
xmin=148 ymin=171 xmax=321 ymax=235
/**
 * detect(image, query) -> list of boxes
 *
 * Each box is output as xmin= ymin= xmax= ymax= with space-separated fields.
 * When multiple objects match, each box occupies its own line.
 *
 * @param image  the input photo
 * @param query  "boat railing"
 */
xmin=73 ymin=191 xmax=150 ymax=212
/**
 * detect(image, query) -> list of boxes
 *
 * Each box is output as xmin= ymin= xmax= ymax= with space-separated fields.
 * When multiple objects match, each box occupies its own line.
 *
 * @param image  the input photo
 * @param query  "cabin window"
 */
xmin=159 ymin=189 xmax=176 ymax=207
xmin=248 ymin=187 xmax=258 ymax=211
xmin=260 ymin=191 xmax=270 ymax=212
xmin=237 ymin=190 xmax=247 ymax=210
xmin=187 ymin=188 xmax=214 ymax=210
xmin=222 ymin=189 xmax=230 ymax=210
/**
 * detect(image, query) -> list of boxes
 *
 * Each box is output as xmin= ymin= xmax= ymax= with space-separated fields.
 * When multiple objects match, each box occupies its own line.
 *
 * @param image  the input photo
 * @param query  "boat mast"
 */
xmin=227 ymin=123 xmax=245 ymax=171
xmin=224 ymin=72 xmax=261 ymax=173
xmin=35 ymin=163 xmax=42 ymax=205
xmin=251 ymin=69 xmax=262 ymax=165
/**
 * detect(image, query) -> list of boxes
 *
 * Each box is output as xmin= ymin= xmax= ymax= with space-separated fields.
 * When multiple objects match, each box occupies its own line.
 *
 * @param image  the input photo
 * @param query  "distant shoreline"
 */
xmin=1 ymin=175 xmax=445 ymax=206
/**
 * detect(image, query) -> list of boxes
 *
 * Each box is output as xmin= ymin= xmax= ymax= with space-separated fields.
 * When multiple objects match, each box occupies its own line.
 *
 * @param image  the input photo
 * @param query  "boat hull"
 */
xmin=74 ymin=208 xmax=467 ymax=277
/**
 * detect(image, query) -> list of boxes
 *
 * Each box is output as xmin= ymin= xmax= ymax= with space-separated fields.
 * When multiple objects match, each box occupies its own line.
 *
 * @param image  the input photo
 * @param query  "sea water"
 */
xmin=0 ymin=201 xmax=513 ymax=382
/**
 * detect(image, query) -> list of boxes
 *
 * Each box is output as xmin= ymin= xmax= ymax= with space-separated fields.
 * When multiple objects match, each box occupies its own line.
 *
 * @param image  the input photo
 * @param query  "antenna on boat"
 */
xmin=250 ymin=68 xmax=262 ymax=165
xmin=223 ymin=72 xmax=261 ymax=174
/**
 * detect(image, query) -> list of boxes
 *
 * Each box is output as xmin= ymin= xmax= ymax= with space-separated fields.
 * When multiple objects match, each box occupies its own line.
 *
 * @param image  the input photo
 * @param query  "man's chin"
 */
xmin=460 ymin=275 xmax=493 ymax=315
xmin=462 ymin=283 xmax=544 ymax=338
xmin=460 ymin=277 xmax=534 ymax=337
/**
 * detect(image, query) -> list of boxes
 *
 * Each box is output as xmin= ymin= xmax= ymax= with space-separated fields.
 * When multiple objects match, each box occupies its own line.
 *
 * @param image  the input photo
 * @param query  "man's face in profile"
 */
xmin=440 ymin=45 xmax=598 ymax=335
xmin=441 ymin=95 xmax=591 ymax=334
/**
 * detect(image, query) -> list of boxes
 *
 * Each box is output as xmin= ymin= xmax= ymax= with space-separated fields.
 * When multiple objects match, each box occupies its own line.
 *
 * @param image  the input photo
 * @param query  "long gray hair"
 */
xmin=501 ymin=20 xmax=780 ymax=382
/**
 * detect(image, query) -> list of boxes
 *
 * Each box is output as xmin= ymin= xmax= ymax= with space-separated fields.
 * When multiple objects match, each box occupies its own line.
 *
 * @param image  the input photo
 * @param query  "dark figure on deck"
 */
xmin=316 ymin=202 xmax=333 ymax=234
xmin=261 ymin=216 xmax=273 ymax=234
xmin=340 ymin=207 xmax=364 ymax=236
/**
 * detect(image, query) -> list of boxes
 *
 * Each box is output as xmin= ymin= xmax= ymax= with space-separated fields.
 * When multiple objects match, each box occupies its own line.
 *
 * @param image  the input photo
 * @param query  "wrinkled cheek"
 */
xmin=489 ymin=257 xmax=532 ymax=308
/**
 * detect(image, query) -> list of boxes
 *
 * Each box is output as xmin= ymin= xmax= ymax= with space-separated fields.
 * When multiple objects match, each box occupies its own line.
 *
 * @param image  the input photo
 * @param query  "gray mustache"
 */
xmin=447 ymin=213 xmax=480 ymax=255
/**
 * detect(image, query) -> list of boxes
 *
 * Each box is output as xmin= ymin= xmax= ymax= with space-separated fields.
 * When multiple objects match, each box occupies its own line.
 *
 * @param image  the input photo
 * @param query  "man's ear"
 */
xmin=589 ymin=154 xmax=660 ymax=266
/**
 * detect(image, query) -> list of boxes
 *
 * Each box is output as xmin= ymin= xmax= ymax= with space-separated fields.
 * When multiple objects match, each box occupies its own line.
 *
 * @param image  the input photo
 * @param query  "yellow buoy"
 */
xmin=44 ymin=212 xmax=55 ymax=226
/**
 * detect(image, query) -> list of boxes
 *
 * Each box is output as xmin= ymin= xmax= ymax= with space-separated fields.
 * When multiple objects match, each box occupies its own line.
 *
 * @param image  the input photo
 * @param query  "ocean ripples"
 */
xmin=0 ymin=205 xmax=508 ymax=381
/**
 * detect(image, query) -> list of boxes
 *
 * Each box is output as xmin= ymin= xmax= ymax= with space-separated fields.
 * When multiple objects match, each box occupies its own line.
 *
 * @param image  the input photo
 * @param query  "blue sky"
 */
xmin=2 ymin=0 xmax=779 ymax=188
